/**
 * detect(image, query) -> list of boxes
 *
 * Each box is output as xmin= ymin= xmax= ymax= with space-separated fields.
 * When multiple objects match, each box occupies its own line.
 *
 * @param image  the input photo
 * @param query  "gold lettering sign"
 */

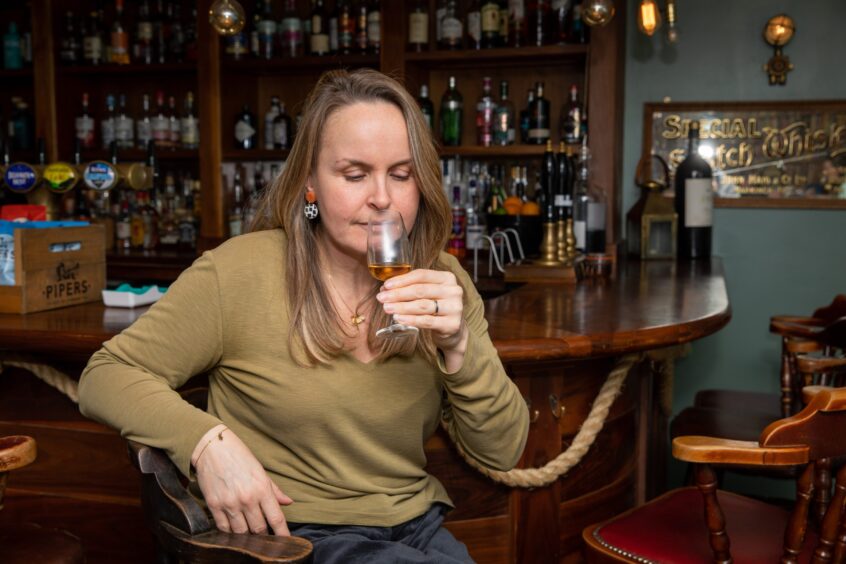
xmin=645 ymin=102 xmax=846 ymax=201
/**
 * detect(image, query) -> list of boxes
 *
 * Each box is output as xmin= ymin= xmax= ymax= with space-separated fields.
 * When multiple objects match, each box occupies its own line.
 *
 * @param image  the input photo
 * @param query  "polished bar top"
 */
xmin=0 ymin=259 xmax=730 ymax=363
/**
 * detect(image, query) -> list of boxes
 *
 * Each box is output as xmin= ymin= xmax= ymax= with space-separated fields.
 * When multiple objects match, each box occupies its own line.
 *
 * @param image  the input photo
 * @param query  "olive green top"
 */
xmin=79 ymin=229 xmax=529 ymax=526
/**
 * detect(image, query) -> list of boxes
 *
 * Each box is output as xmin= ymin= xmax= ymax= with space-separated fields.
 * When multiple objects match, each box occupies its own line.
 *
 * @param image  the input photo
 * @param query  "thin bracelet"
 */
xmin=194 ymin=426 xmax=229 ymax=467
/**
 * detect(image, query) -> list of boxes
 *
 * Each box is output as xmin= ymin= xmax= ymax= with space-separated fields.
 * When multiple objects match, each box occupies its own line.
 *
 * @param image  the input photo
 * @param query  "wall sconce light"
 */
xmin=583 ymin=0 xmax=616 ymax=27
xmin=209 ymin=0 xmax=246 ymax=36
xmin=763 ymin=14 xmax=795 ymax=85
xmin=665 ymin=0 xmax=678 ymax=43
xmin=638 ymin=0 xmax=662 ymax=37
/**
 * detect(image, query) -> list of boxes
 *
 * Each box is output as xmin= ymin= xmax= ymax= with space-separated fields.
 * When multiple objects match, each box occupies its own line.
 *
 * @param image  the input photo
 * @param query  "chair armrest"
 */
xmin=771 ymin=315 xmax=827 ymax=330
xmin=672 ymin=436 xmax=809 ymax=466
xmin=797 ymin=355 xmax=846 ymax=374
xmin=160 ymin=522 xmax=313 ymax=564
xmin=0 ymin=435 xmax=36 ymax=471
xmin=770 ymin=319 xmax=825 ymax=339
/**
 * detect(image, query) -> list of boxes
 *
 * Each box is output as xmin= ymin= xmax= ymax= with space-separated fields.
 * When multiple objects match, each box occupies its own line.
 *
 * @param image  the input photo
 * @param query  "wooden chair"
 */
xmin=583 ymin=383 xmax=846 ymax=563
xmin=127 ymin=389 xmax=313 ymax=563
xmin=0 ymin=435 xmax=85 ymax=564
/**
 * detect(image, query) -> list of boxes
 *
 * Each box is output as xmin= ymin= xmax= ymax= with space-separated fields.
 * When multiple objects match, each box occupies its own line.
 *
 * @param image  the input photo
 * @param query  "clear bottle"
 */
xmin=110 ymin=0 xmax=130 ymax=64
xmin=279 ymin=0 xmax=304 ymax=57
xmin=438 ymin=0 xmax=463 ymax=50
xmin=465 ymin=0 xmax=482 ymax=49
xmin=475 ymin=77 xmax=496 ymax=147
xmin=229 ymin=171 xmax=245 ymax=237
xmin=440 ymin=76 xmax=463 ymax=146
xmin=408 ymin=0 xmax=428 ymax=52
xmin=493 ymin=80 xmax=515 ymax=146
xmin=264 ymin=96 xmax=281 ymax=150
xmin=151 ymin=90 xmax=170 ymax=149
xmin=114 ymin=94 xmax=134 ymax=150
xmin=181 ymin=92 xmax=199 ymax=150
xmin=447 ymin=184 xmax=467 ymax=259
xmin=139 ymin=190 xmax=160 ymax=249
xmin=527 ymin=81 xmax=550 ymax=145
xmin=272 ymin=102 xmax=293 ymax=150
xmin=560 ymin=84 xmax=583 ymax=144
xmin=137 ymin=94 xmax=153 ymax=149
xmin=76 ymin=92 xmax=96 ymax=150
xmin=417 ymin=85 xmax=435 ymax=131
xmin=675 ymin=121 xmax=713 ymax=259
xmin=235 ymin=104 xmax=258 ymax=150
xmin=101 ymin=94 xmax=116 ymax=150
xmin=572 ymin=137 xmax=590 ymax=253
xmin=59 ymin=12 xmax=82 ymax=65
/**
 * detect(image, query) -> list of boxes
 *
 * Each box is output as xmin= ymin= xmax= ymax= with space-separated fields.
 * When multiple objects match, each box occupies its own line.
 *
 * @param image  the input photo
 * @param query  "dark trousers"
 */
xmin=289 ymin=503 xmax=475 ymax=564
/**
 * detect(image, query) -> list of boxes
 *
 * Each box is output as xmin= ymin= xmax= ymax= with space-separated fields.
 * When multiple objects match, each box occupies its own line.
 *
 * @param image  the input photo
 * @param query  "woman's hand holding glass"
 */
xmin=192 ymin=424 xmax=293 ymax=536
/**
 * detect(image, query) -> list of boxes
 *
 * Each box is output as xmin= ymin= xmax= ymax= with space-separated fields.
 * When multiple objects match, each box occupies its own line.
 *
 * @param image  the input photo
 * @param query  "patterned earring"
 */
xmin=304 ymin=191 xmax=319 ymax=220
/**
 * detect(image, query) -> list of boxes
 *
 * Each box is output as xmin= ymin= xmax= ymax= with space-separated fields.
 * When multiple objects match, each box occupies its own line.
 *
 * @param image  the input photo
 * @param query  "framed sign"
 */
xmin=643 ymin=101 xmax=846 ymax=209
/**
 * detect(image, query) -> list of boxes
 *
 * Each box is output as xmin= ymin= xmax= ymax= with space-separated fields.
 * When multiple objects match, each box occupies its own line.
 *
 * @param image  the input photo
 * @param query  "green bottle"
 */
xmin=440 ymin=76 xmax=463 ymax=146
xmin=4 ymin=22 xmax=22 ymax=70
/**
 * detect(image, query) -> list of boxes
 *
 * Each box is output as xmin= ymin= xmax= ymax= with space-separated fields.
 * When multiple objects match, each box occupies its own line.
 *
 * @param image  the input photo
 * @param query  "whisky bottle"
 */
xmin=408 ymin=0 xmax=428 ymax=52
xmin=110 ymin=0 xmax=130 ymax=64
xmin=310 ymin=0 xmax=330 ymax=55
xmin=181 ymin=92 xmax=199 ymax=150
xmin=75 ymin=92 xmax=96 ymax=150
xmin=480 ymin=1 xmax=499 ymax=48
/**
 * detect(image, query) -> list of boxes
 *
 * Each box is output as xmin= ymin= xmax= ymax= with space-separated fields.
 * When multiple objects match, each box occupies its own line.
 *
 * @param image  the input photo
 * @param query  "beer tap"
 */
xmin=2 ymin=138 xmax=41 ymax=195
xmin=44 ymin=140 xmax=80 ymax=194
xmin=82 ymin=141 xmax=121 ymax=192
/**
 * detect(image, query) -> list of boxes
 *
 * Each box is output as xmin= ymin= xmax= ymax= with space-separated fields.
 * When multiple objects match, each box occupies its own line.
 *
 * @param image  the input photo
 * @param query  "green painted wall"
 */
xmin=621 ymin=0 xmax=846 ymax=495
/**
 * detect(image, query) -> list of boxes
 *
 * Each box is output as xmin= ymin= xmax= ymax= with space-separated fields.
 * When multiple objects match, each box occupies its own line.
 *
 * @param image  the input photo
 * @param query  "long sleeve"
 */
xmin=78 ymin=252 xmax=225 ymax=477
xmin=438 ymin=255 xmax=530 ymax=472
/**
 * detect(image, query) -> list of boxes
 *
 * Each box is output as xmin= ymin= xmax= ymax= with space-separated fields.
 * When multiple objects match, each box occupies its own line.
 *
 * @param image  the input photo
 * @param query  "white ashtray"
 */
xmin=102 ymin=285 xmax=167 ymax=308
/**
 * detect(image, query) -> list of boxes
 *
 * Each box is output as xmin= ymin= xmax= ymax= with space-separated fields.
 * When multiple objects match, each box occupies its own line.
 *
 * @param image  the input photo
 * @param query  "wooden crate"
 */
xmin=0 ymin=225 xmax=106 ymax=314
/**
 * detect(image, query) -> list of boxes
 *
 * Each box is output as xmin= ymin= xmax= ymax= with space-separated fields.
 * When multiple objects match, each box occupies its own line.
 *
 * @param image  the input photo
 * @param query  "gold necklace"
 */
xmin=326 ymin=275 xmax=367 ymax=327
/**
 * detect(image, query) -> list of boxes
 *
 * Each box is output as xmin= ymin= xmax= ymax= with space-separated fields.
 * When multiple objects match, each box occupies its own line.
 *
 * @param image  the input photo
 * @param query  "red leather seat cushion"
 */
xmin=590 ymin=488 xmax=817 ymax=563
xmin=0 ymin=523 xmax=85 ymax=564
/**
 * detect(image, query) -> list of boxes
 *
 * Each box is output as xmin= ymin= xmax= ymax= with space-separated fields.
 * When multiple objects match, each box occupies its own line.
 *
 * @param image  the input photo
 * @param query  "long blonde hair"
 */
xmin=251 ymin=69 xmax=452 ymax=366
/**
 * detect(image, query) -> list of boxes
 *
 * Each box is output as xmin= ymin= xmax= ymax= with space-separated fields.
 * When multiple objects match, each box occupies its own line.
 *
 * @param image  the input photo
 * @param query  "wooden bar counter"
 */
xmin=0 ymin=258 xmax=730 ymax=563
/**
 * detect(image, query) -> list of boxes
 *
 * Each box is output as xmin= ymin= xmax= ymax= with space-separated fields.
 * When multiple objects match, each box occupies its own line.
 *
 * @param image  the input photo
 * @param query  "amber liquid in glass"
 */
xmin=368 ymin=263 xmax=412 ymax=282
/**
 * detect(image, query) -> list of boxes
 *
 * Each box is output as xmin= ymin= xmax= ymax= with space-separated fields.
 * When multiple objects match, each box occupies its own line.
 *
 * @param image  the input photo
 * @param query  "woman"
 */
xmin=79 ymin=69 xmax=529 ymax=563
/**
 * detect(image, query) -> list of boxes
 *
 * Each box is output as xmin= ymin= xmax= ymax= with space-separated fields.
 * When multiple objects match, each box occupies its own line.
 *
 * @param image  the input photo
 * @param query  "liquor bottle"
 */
xmin=527 ymin=0 xmax=551 ymax=46
xmin=225 ymin=12 xmax=249 ymax=59
xmin=152 ymin=0 xmax=168 ymax=64
xmin=116 ymin=197 xmax=132 ymax=249
xmin=585 ymin=180 xmax=606 ymax=256
xmin=59 ymin=12 xmax=82 ymax=65
xmin=168 ymin=95 xmax=180 ymax=149
xmin=553 ymin=0 xmax=570 ymax=43
xmin=272 ymin=102 xmax=293 ymax=150
xmin=527 ymin=82 xmax=550 ymax=144
xmin=229 ymin=171 xmax=245 ymax=237
xmin=168 ymin=2 xmax=185 ymax=62
xmin=264 ymin=96 xmax=281 ymax=150
xmin=110 ymin=0 xmax=130 ymax=64
xmin=76 ymin=93 xmax=96 ymax=150
xmin=560 ymin=84 xmax=583 ymax=144
xmin=328 ymin=1 xmax=339 ymax=54
xmin=235 ymin=104 xmax=258 ymax=150
xmin=519 ymin=89 xmax=534 ymax=144
xmin=675 ymin=121 xmax=713 ymax=259
xmin=250 ymin=1 xmax=263 ymax=57
xmin=448 ymin=184 xmax=466 ymax=259
xmin=554 ymin=141 xmax=573 ymax=219
xmin=101 ymin=94 xmax=116 ymax=150
xmin=465 ymin=169 xmax=485 ymax=251
xmin=493 ymin=80 xmax=515 ymax=146
xmin=279 ymin=0 xmax=304 ymax=58
xmin=367 ymin=0 xmax=381 ymax=54
xmin=498 ymin=0 xmax=510 ymax=47
xmin=541 ymin=140 xmax=556 ymax=213
xmin=142 ymin=143 xmax=160 ymax=249
xmin=570 ymin=1 xmax=587 ymax=44
xmin=181 ymin=92 xmax=199 ymax=150
xmin=178 ymin=179 xmax=198 ymax=250
xmin=354 ymin=1 xmax=368 ymax=54
xmin=440 ymin=76 xmax=463 ymax=147
xmin=83 ymin=11 xmax=104 ymax=65
xmin=115 ymin=94 xmax=134 ymax=150
xmin=9 ymin=99 xmax=33 ymax=151
xmin=480 ymin=1 xmax=499 ymax=48
xmin=572 ymin=138 xmax=589 ymax=253
xmin=3 ymin=23 xmax=22 ymax=70
xmin=137 ymin=94 xmax=153 ymax=149
xmin=408 ymin=0 xmax=428 ymax=52
xmin=466 ymin=0 xmax=482 ymax=50
xmin=135 ymin=0 xmax=154 ymax=64
xmin=184 ymin=8 xmax=198 ymax=61
xmin=157 ymin=173 xmax=180 ymax=247
xmin=475 ymin=77 xmax=496 ymax=147
xmin=417 ymin=85 xmax=434 ymax=131
xmin=257 ymin=0 xmax=276 ymax=59
xmin=438 ymin=0 xmax=463 ymax=50
xmin=509 ymin=0 xmax=526 ymax=47
xmin=151 ymin=91 xmax=170 ymax=149
xmin=337 ymin=0 xmax=354 ymax=54
xmin=310 ymin=0 xmax=330 ymax=55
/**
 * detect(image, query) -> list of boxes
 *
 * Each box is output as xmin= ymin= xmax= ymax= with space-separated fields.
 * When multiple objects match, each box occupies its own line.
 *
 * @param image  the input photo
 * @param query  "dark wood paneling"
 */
xmin=443 ymin=516 xmax=510 ymax=564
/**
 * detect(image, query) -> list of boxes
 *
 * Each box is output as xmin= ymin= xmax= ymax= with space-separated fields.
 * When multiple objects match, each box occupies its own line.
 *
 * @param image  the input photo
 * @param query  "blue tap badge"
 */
xmin=83 ymin=161 xmax=117 ymax=191
xmin=4 ymin=163 xmax=38 ymax=193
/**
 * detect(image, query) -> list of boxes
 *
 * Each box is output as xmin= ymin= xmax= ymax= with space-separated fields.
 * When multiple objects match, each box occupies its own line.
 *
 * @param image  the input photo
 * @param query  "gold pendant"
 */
xmin=351 ymin=314 xmax=366 ymax=326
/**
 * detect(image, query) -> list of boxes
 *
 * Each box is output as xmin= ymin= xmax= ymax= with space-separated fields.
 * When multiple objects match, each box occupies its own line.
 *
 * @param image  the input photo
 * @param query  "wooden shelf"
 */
xmin=405 ymin=44 xmax=589 ymax=67
xmin=0 ymin=68 xmax=33 ymax=79
xmin=439 ymin=144 xmax=579 ymax=158
xmin=57 ymin=62 xmax=198 ymax=77
xmin=82 ymin=148 xmax=199 ymax=162
xmin=223 ymin=149 xmax=289 ymax=161
xmin=107 ymin=248 xmax=197 ymax=284
xmin=221 ymin=54 xmax=379 ymax=74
